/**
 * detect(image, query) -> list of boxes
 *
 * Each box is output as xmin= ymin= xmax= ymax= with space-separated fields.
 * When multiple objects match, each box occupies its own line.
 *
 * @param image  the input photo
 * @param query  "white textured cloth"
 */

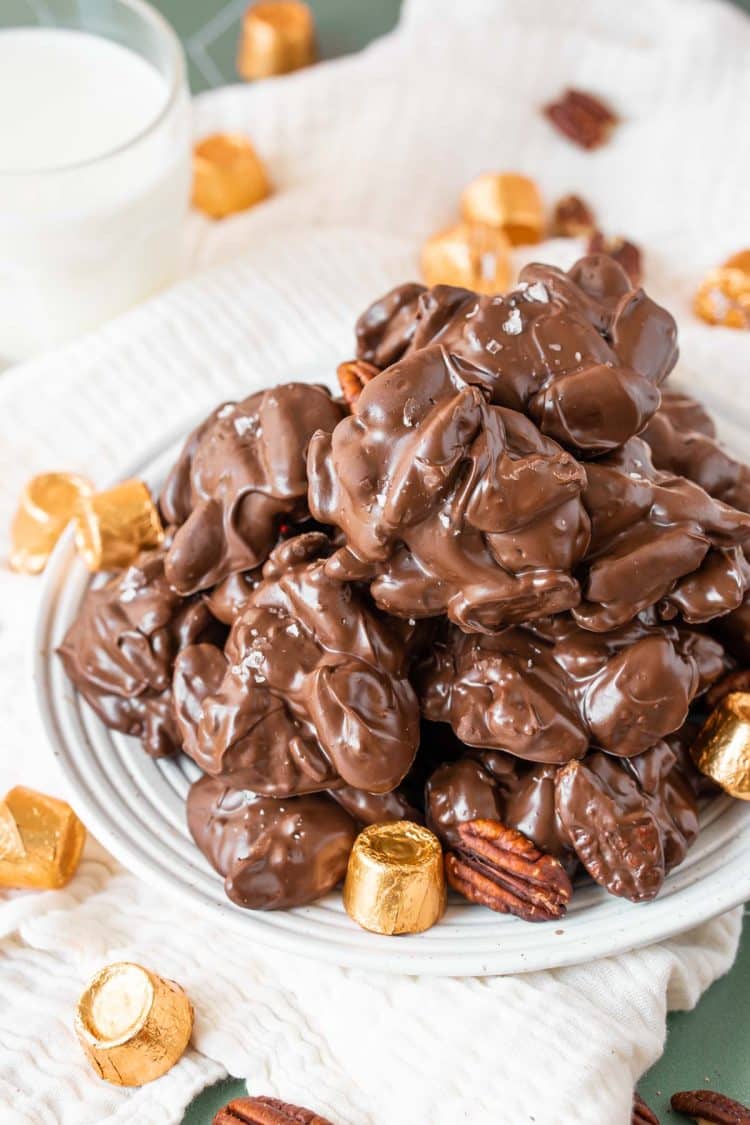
xmin=1 ymin=0 xmax=749 ymax=1122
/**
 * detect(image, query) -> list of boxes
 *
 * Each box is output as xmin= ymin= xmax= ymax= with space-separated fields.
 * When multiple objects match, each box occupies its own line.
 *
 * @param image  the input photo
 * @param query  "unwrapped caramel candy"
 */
xmin=10 ymin=472 xmax=92 ymax=575
xmin=0 ymin=786 xmax=85 ymax=890
xmin=460 ymin=172 xmax=544 ymax=246
xmin=76 ymin=962 xmax=193 ymax=1086
xmin=343 ymin=821 xmax=446 ymax=935
xmin=74 ymin=479 xmax=164 ymax=571
xmin=421 ymin=222 xmax=511 ymax=294
xmin=691 ymin=692 xmax=750 ymax=800
xmin=694 ymin=249 xmax=750 ymax=330
xmin=237 ymin=1 xmax=316 ymax=80
xmin=193 ymin=133 xmax=270 ymax=220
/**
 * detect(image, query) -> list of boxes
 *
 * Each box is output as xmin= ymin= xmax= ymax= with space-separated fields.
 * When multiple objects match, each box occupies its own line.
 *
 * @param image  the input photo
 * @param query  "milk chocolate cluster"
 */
xmin=59 ymin=258 xmax=750 ymax=915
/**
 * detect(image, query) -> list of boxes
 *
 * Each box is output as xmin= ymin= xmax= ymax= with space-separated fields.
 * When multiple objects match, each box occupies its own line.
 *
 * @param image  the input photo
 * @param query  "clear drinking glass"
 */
xmin=0 ymin=0 xmax=191 ymax=363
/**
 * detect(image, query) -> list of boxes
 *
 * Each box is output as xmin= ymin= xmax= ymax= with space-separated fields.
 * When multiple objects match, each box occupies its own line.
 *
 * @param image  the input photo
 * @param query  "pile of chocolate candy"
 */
xmin=59 ymin=254 xmax=750 ymax=929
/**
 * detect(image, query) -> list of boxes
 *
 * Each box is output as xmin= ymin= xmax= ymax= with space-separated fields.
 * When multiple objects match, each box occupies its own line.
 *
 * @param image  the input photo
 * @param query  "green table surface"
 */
xmin=151 ymin=1 xmax=750 ymax=1120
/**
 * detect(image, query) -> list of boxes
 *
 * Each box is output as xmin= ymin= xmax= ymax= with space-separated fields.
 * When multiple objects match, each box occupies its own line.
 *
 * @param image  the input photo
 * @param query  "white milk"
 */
xmin=0 ymin=28 xmax=190 ymax=361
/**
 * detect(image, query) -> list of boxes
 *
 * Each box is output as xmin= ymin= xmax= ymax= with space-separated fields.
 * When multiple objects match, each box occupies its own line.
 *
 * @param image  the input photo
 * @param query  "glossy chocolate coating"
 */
xmin=355 ymin=256 xmax=677 ymax=454
xmin=575 ymin=437 xmax=750 ymax=630
xmin=355 ymin=281 xmax=428 ymax=369
xmin=174 ymin=533 xmax=420 ymax=796
xmin=418 ymin=615 xmax=725 ymax=763
xmin=187 ymin=774 xmax=357 ymax=910
xmin=58 ymin=546 xmax=217 ymax=756
xmin=308 ymin=345 xmax=590 ymax=632
xmin=555 ymin=742 xmax=699 ymax=901
xmin=161 ymin=383 xmax=345 ymax=595
xmin=329 ymin=784 xmax=422 ymax=826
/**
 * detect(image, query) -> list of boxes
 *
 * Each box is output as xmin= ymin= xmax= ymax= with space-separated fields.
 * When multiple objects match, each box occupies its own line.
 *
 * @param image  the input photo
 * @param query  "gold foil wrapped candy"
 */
xmin=192 ymin=133 xmax=270 ymax=220
xmin=691 ymin=692 xmax=750 ymax=800
xmin=75 ymin=962 xmax=193 ymax=1086
xmin=237 ymin=1 xmax=316 ymax=80
xmin=74 ymin=479 xmax=164 ymax=572
xmin=343 ymin=821 xmax=446 ymax=935
xmin=694 ymin=249 xmax=750 ymax=330
xmin=0 ymin=786 xmax=86 ymax=890
xmin=421 ymin=222 xmax=511 ymax=295
xmin=9 ymin=472 xmax=92 ymax=575
xmin=460 ymin=172 xmax=545 ymax=246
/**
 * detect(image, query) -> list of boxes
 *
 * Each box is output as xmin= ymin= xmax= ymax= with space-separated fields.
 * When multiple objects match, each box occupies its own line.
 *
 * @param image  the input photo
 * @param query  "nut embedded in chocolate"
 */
xmin=670 ymin=1089 xmax=750 ymax=1123
xmin=214 ymin=1096 xmax=334 ymax=1125
xmin=544 ymin=88 xmax=618 ymax=150
xmin=187 ymin=774 xmax=357 ymax=910
xmin=632 ymin=1092 xmax=660 ymax=1125
xmin=336 ymin=358 xmax=379 ymax=406
xmin=160 ymin=383 xmax=345 ymax=595
xmin=445 ymin=819 xmax=573 ymax=922
xmin=174 ymin=533 xmax=420 ymax=795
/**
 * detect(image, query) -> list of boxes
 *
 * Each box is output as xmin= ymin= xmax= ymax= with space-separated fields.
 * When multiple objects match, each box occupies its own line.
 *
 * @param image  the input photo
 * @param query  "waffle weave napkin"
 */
xmin=1 ymin=1 xmax=749 ymax=1122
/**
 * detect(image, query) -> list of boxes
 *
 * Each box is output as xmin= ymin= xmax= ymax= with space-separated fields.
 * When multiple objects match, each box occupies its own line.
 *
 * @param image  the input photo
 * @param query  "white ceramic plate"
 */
xmin=34 ymin=400 xmax=750 ymax=977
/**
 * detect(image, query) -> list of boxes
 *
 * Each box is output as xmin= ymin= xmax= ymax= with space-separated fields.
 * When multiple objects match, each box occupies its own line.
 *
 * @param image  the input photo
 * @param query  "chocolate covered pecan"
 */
xmin=309 ymin=346 xmax=590 ymax=632
xmin=58 ymin=544 xmax=218 ymax=756
xmin=174 ymin=533 xmax=420 ymax=796
xmin=161 ymin=383 xmax=345 ymax=595
xmin=354 ymin=255 xmax=676 ymax=455
xmin=418 ymin=615 xmax=724 ymax=763
xmin=188 ymin=775 xmax=357 ymax=911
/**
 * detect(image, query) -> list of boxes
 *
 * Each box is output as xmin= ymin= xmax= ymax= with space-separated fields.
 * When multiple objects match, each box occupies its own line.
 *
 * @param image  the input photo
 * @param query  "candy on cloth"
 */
xmin=9 ymin=471 xmax=92 ymax=574
xmin=192 ymin=133 xmax=270 ymax=220
xmin=694 ymin=249 xmax=750 ymax=330
xmin=58 ymin=544 xmax=219 ymax=758
xmin=74 ymin=479 xmax=164 ymax=571
xmin=460 ymin=172 xmax=544 ymax=246
xmin=308 ymin=346 xmax=590 ymax=632
xmin=690 ymin=692 xmax=750 ymax=800
xmin=0 ymin=786 xmax=85 ymax=890
xmin=420 ymin=222 xmax=511 ymax=294
xmin=187 ymin=774 xmax=357 ymax=909
xmin=354 ymin=255 xmax=678 ymax=455
xmin=161 ymin=383 xmax=344 ymax=595
xmin=418 ymin=615 xmax=726 ymax=763
xmin=237 ymin=1 xmax=316 ymax=80
xmin=174 ymin=533 xmax=420 ymax=795
xmin=343 ymin=821 xmax=446 ymax=935
xmin=75 ymin=962 xmax=193 ymax=1086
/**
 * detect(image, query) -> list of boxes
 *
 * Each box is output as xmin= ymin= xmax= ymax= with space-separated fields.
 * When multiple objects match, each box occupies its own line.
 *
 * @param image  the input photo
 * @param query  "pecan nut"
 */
xmin=214 ymin=1096 xmax=334 ymax=1125
xmin=544 ymin=88 xmax=618 ymax=150
xmin=633 ymin=1092 xmax=660 ymax=1125
xmin=552 ymin=194 xmax=597 ymax=238
xmin=706 ymin=668 xmax=750 ymax=708
xmin=337 ymin=359 xmax=379 ymax=406
xmin=671 ymin=1089 xmax=750 ymax=1123
xmin=588 ymin=231 xmax=642 ymax=286
xmin=445 ymin=818 xmax=573 ymax=922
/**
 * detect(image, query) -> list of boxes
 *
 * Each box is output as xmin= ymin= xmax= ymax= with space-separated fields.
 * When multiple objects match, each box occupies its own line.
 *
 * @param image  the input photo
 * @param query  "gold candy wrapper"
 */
xmin=75 ymin=962 xmax=193 ymax=1086
xmin=193 ymin=133 xmax=270 ymax=220
xmin=691 ymin=692 xmax=750 ymax=800
xmin=343 ymin=821 xmax=446 ymax=935
xmin=74 ymin=479 xmax=164 ymax=571
xmin=460 ymin=172 xmax=545 ymax=246
xmin=10 ymin=472 xmax=93 ymax=575
xmin=421 ymin=222 xmax=511 ymax=295
xmin=694 ymin=248 xmax=750 ymax=330
xmin=237 ymin=1 xmax=316 ymax=80
xmin=0 ymin=786 xmax=86 ymax=890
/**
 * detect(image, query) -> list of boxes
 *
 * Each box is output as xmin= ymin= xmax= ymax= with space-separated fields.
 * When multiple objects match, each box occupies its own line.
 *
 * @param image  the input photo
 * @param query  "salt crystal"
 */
xmin=525 ymin=281 xmax=549 ymax=303
xmin=486 ymin=338 xmax=502 ymax=354
xmin=502 ymin=308 xmax=523 ymax=335
xmin=233 ymin=415 xmax=254 ymax=437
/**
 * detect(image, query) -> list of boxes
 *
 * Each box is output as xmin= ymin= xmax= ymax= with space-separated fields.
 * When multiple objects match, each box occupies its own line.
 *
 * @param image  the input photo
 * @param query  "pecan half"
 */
xmin=544 ymin=88 xmax=618 ymax=150
xmin=588 ymin=231 xmax=642 ymax=285
xmin=337 ymin=359 xmax=379 ymax=406
xmin=633 ymin=1092 xmax=660 ymax=1125
xmin=706 ymin=668 xmax=750 ymax=708
xmin=214 ymin=1096 xmax=334 ymax=1125
xmin=671 ymin=1089 xmax=750 ymax=1123
xmin=552 ymin=194 xmax=597 ymax=238
xmin=445 ymin=818 xmax=572 ymax=922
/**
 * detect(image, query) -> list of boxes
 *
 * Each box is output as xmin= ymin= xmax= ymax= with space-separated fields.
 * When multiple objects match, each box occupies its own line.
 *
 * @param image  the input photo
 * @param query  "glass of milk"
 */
xmin=0 ymin=0 xmax=191 ymax=363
